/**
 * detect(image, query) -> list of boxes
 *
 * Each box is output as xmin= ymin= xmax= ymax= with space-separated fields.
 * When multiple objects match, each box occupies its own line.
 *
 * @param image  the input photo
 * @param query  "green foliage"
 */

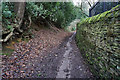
xmin=2 ymin=2 xmax=87 ymax=30
xmin=2 ymin=2 xmax=16 ymax=30
xmin=37 ymin=73 xmax=41 ymax=77
xmin=25 ymin=2 xmax=82 ymax=28
xmin=26 ymin=2 xmax=44 ymax=18
xmin=7 ymin=25 xmax=13 ymax=31
xmin=71 ymin=27 xmax=76 ymax=31
xmin=0 ymin=53 xmax=11 ymax=56
xmin=3 ymin=11 xmax=12 ymax=18
xmin=75 ymin=6 xmax=87 ymax=19
xmin=2 ymin=2 xmax=15 ymax=18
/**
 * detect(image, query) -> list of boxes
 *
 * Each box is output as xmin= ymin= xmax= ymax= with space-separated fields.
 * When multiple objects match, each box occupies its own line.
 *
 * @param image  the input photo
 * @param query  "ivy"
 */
xmin=3 ymin=11 xmax=12 ymax=18
xmin=2 ymin=2 xmax=16 ymax=30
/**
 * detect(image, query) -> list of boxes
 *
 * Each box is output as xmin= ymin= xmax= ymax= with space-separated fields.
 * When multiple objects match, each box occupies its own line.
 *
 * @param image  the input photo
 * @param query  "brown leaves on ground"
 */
xmin=2 ymin=28 xmax=71 ymax=78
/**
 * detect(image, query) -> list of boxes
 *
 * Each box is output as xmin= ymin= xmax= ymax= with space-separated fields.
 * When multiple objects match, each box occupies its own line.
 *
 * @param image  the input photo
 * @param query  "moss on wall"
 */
xmin=76 ymin=5 xmax=120 ymax=78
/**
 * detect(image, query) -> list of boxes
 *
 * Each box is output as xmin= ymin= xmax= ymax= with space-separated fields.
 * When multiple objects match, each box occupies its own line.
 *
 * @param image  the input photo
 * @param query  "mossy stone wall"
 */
xmin=76 ymin=5 xmax=120 ymax=78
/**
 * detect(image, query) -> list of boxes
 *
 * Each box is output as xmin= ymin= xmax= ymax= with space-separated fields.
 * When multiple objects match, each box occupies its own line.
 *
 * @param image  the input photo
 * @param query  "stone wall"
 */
xmin=76 ymin=5 xmax=120 ymax=78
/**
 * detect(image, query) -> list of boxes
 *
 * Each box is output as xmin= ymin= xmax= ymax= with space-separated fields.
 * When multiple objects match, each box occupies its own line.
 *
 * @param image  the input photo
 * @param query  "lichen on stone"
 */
xmin=78 ymin=4 xmax=120 ymax=25
xmin=76 ymin=4 xmax=120 ymax=78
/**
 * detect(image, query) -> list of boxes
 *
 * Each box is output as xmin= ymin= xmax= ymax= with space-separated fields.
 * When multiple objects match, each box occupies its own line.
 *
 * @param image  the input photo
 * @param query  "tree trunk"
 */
xmin=1 ymin=2 xmax=26 ymax=42
xmin=14 ymin=2 xmax=25 ymax=19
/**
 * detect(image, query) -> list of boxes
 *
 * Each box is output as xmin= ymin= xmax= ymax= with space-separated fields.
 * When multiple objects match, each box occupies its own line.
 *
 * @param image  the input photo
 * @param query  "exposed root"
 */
xmin=0 ymin=28 xmax=14 ymax=42
xmin=15 ymin=19 xmax=23 ymax=33
xmin=28 ymin=16 xmax=32 ymax=28
xmin=1 ymin=18 xmax=23 ymax=42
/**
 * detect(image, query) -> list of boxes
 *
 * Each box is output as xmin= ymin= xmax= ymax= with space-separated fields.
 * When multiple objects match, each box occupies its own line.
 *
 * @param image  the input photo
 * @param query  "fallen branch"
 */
xmin=44 ymin=18 xmax=61 ymax=32
xmin=44 ymin=20 xmax=57 ymax=33
xmin=0 ymin=28 xmax=14 ymax=42
xmin=49 ymin=21 xmax=61 ymax=32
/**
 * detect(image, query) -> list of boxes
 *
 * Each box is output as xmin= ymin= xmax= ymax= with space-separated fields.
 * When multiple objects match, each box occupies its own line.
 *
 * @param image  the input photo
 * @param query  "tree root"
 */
xmin=28 ymin=16 xmax=32 ymax=28
xmin=0 ymin=28 xmax=14 ymax=42
xmin=15 ymin=19 xmax=23 ymax=33
xmin=1 ymin=16 xmax=33 ymax=42
xmin=1 ymin=18 xmax=23 ymax=42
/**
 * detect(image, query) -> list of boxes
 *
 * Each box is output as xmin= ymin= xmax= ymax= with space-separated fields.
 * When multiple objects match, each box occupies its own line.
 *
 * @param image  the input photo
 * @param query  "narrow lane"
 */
xmin=56 ymin=32 xmax=76 ymax=78
xmin=2 ymin=20 xmax=93 ymax=78
xmin=56 ymin=31 xmax=93 ymax=78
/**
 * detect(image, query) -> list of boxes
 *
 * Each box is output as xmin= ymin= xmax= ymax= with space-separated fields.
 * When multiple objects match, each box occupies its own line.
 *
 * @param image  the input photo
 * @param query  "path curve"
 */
xmin=29 ymin=32 xmax=93 ymax=78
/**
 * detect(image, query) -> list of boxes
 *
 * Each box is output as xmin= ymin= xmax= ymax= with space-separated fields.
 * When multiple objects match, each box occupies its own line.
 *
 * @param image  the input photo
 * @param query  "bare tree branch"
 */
xmin=87 ymin=1 xmax=92 ymax=7
xmin=79 ymin=7 xmax=89 ymax=17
